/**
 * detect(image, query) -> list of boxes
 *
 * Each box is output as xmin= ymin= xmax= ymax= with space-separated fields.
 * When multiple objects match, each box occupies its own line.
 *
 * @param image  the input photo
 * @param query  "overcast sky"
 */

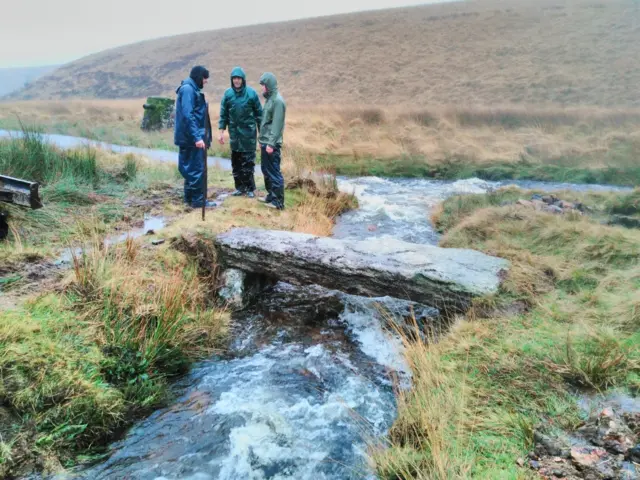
xmin=0 ymin=0 xmax=449 ymax=69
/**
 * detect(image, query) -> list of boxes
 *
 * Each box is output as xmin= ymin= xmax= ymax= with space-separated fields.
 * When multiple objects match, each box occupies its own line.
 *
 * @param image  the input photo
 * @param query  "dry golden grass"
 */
xmin=165 ymin=181 xmax=354 ymax=239
xmin=7 ymin=0 xmax=640 ymax=109
xmin=4 ymin=100 xmax=640 ymax=170
xmin=67 ymin=234 xmax=228 ymax=359
xmin=375 ymin=199 xmax=640 ymax=478
xmin=373 ymin=319 xmax=475 ymax=480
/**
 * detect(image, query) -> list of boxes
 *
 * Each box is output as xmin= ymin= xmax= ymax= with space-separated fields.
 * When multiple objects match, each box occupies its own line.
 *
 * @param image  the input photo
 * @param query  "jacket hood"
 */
xmin=189 ymin=65 xmax=209 ymax=89
xmin=176 ymin=77 xmax=199 ymax=94
xmin=259 ymin=72 xmax=278 ymax=97
xmin=230 ymin=67 xmax=246 ymax=90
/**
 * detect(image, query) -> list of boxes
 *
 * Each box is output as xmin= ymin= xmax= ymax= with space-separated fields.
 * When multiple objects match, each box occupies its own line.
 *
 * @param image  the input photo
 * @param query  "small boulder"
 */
xmin=517 ymin=199 xmax=535 ymax=208
xmin=627 ymin=445 xmax=640 ymax=463
xmin=544 ymin=205 xmax=565 ymax=214
xmin=141 ymin=96 xmax=176 ymax=131
xmin=570 ymin=446 xmax=615 ymax=479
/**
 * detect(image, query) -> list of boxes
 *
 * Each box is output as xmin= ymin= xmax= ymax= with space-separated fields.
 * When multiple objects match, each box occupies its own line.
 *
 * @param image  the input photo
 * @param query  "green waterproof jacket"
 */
xmin=218 ymin=67 xmax=263 ymax=152
xmin=258 ymin=72 xmax=286 ymax=148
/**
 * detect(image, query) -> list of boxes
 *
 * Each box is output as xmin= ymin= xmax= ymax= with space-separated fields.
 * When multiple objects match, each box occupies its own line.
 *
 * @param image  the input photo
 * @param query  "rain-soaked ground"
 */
xmin=10 ymin=132 xmax=630 ymax=480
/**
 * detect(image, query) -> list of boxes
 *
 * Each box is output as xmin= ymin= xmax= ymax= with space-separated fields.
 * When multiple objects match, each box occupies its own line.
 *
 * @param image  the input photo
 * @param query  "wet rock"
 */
xmin=623 ymin=413 xmax=640 ymax=436
xmin=545 ymin=204 xmax=565 ymax=214
xmin=215 ymin=228 xmax=509 ymax=312
xmin=145 ymin=229 xmax=155 ymax=235
xmin=219 ymin=269 xmax=246 ymax=309
xmin=627 ymin=445 xmax=640 ymax=463
xmin=620 ymin=462 xmax=638 ymax=480
xmin=259 ymin=282 xmax=345 ymax=323
xmin=534 ymin=431 xmax=568 ymax=457
xmin=530 ymin=460 xmax=541 ymax=470
xmin=570 ymin=446 xmax=615 ymax=479
xmin=552 ymin=469 xmax=566 ymax=478
xmin=256 ymin=281 xmax=442 ymax=336
xmin=151 ymin=239 xmax=165 ymax=246
xmin=577 ymin=408 xmax=637 ymax=455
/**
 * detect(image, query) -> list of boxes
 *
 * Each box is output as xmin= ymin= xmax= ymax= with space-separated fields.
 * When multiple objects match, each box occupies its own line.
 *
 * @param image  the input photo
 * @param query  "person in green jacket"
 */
xmin=258 ymin=72 xmax=286 ymax=210
xmin=218 ymin=67 xmax=263 ymax=198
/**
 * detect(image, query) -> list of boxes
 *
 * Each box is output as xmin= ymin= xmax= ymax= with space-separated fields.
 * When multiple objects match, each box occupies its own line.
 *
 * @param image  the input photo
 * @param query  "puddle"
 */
xmin=55 ymin=215 xmax=167 ymax=266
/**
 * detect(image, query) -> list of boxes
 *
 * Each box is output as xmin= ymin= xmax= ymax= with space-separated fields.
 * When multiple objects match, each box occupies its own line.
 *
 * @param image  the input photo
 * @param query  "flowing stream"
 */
xmin=9 ymin=131 xmax=628 ymax=480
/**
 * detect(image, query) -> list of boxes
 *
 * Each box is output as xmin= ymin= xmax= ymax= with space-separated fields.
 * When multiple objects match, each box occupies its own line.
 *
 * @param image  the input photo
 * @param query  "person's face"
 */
xmin=261 ymin=83 xmax=268 ymax=95
xmin=202 ymin=77 xmax=209 ymax=86
xmin=232 ymin=77 xmax=243 ymax=89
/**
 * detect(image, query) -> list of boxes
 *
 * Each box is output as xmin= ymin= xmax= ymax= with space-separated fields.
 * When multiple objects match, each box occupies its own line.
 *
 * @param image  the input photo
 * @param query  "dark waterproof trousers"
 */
xmin=178 ymin=146 xmax=206 ymax=207
xmin=231 ymin=150 xmax=256 ymax=193
xmin=260 ymin=145 xmax=284 ymax=209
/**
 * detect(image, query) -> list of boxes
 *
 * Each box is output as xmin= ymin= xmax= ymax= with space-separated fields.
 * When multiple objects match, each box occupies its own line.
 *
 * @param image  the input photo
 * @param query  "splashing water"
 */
xmin=43 ymin=169 xmax=628 ymax=480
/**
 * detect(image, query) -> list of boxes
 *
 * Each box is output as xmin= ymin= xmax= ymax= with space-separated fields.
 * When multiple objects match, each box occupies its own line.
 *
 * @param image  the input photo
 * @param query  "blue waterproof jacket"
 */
xmin=174 ymin=77 xmax=211 ymax=147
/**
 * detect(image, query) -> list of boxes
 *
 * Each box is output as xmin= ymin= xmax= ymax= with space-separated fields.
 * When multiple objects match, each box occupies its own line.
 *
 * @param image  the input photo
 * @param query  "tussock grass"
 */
xmin=377 ymin=189 xmax=640 ymax=478
xmin=0 ymin=234 xmax=228 ymax=476
xmin=0 ymin=126 xmax=99 ymax=185
xmin=2 ymin=131 xmax=359 ymax=476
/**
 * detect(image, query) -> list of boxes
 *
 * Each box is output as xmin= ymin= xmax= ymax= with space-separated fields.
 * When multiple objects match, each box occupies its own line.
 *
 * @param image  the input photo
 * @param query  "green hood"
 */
xmin=230 ymin=66 xmax=246 ymax=91
xmin=259 ymin=72 xmax=278 ymax=98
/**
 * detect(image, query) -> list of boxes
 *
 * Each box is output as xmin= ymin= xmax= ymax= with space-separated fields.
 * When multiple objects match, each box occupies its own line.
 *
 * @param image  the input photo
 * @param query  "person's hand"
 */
xmin=195 ymin=140 xmax=206 ymax=149
xmin=218 ymin=130 xmax=225 ymax=145
xmin=266 ymin=145 xmax=274 ymax=154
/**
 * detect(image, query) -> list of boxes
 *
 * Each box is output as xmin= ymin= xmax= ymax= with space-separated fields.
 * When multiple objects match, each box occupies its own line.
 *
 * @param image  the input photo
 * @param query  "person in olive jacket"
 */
xmin=258 ymin=72 xmax=286 ymax=210
xmin=218 ymin=67 xmax=263 ymax=198
xmin=174 ymin=66 xmax=214 ymax=208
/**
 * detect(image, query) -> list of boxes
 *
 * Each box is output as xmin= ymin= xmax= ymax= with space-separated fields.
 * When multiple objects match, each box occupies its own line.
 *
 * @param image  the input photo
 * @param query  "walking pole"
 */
xmin=202 ymin=147 xmax=208 ymax=221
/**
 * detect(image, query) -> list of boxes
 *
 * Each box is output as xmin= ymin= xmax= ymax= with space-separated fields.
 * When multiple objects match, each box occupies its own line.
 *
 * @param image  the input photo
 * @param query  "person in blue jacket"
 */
xmin=174 ymin=66 xmax=215 ymax=208
xmin=218 ymin=67 xmax=263 ymax=198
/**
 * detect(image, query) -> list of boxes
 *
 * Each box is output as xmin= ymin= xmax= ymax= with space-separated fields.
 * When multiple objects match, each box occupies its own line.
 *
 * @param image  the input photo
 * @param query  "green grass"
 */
xmin=0 ymin=240 xmax=228 ymax=475
xmin=432 ymin=186 xmax=640 ymax=234
xmin=0 ymin=127 xmax=99 ymax=186
xmin=5 ymin=118 xmax=639 ymax=185
xmin=376 ymin=189 xmax=640 ymax=479
xmin=0 ymin=118 xmax=234 ymax=159
xmin=0 ymin=129 xmax=186 ymax=264
xmin=320 ymin=153 xmax=640 ymax=186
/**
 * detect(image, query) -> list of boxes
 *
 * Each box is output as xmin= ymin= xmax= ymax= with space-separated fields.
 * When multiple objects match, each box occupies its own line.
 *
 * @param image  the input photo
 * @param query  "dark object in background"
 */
xmin=0 ymin=211 xmax=8 ymax=240
xmin=0 ymin=174 xmax=43 ymax=241
xmin=0 ymin=174 xmax=42 ymax=209
xmin=141 ymin=96 xmax=176 ymax=131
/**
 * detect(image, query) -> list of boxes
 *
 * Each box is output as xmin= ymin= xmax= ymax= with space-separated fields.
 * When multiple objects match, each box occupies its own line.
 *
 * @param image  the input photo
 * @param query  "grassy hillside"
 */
xmin=7 ymin=0 xmax=640 ymax=108
xmin=0 ymin=65 xmax=59 ymax=97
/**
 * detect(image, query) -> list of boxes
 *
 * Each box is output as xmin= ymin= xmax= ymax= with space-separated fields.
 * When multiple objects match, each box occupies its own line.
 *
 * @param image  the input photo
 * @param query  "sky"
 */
xmin=0 ymin=0 xmax=447 ymax=69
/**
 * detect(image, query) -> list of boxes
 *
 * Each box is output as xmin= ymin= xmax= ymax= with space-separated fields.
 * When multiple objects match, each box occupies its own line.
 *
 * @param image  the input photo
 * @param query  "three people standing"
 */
xmin=177 ymin=66 xmax=286 ymax=210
